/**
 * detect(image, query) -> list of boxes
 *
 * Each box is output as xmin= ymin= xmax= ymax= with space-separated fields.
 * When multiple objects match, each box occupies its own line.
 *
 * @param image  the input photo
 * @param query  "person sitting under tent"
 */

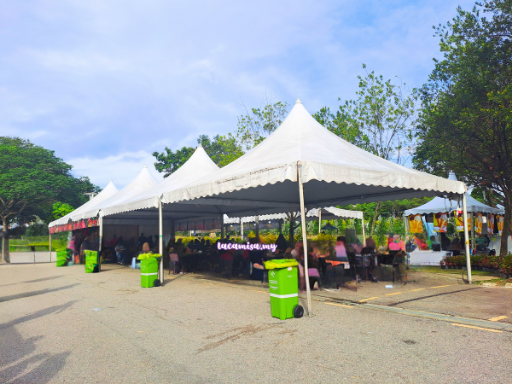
xmin=440 ymin=233 xmax=451 ymax=251
xmin=365 ymin=236 xmax=377 ymax=252
xmin=449 ymin=235 xmax=462 ymax=256
xmin=275 ymin=234 xmax=288 ymax=254
xmin=476 ymin=233 xmax=487 ymax=252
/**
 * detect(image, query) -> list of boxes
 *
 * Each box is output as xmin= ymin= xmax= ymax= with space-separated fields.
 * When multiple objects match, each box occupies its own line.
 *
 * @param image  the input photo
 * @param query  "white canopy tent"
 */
xmin=77 ymin=166 xmax=159 ymax=221
xmin=47 ymin=180 xmax=119 ymax=262
xmin=224 ymin=207 xmax=363 ymax=224
xmin=224 ymin=207 xmax=365 ymax=239
xmin=404 ymin=172 xmax=504 ymax=216
xmin=92 ymin=146 xmax=221 ymax=281
xmin=161 ymin=99 xmax=468 ymax=314
xmin=48 ymin=180 xmax=118 ymax=228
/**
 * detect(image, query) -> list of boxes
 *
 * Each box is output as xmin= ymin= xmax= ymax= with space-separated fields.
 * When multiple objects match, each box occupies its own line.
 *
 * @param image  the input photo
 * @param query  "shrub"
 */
xmin=500 ymin=254 xmax=512 ymax=275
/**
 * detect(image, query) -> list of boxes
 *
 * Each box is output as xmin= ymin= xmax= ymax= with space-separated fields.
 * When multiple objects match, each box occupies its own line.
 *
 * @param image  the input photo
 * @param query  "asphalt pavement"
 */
xmin=1 ymin=263 xmax=511 ymax=383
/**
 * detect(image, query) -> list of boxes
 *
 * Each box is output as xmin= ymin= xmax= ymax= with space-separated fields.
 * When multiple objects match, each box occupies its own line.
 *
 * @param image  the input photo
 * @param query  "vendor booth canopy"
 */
xmin=403 ymin=172 xmax=504 ymax=216
xmin=77 ymin=165 xmax=159 ymax=221
xmin=48 ymin=180 xmax=118 ymax=228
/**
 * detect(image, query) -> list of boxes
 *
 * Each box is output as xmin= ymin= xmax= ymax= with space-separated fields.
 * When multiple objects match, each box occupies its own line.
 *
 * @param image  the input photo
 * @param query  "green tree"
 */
xmin=153 ymin=134 xmax=244 ymax=177
xmin=320 ymin=67 xmax=418 ymax=236
xmin=413 ymin=0 xmax=512 ymax=256
xmin=0 ymin=137 xmax=98 ymax=262
xmin=153 ymin=146 xmax=196 ymax=177
xmin=197 ymin=134 xmax=244 ymax=167
xmin=52 ymin=202 xmax=75 ymax=220
xmin=236 ymin=100 xmax=289 ymax=150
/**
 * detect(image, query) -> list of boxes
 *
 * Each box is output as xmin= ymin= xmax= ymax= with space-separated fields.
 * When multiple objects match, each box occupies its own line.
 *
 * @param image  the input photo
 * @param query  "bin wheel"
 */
xmin=293 ymin=305 xmax=304 ymax=318
xmin=154 ymin=279 xmax=161 ymax=287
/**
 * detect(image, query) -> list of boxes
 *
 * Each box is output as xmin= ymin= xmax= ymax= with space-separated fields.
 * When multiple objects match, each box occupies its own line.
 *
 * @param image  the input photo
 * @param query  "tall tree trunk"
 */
xmin=370 ymin=202 xmax=382 ymax=237
xmin=1 ymin=218 xmax=9 ymax=263
xmin=287 ymin=212 xmax=297 ymax=247
xmin=499 ymin=191 xmax=511 ymax=257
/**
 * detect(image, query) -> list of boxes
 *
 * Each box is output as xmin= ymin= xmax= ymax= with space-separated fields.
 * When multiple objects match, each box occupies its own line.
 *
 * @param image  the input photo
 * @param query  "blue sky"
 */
xmin=0 ymin=0 xmax=476 ymax=188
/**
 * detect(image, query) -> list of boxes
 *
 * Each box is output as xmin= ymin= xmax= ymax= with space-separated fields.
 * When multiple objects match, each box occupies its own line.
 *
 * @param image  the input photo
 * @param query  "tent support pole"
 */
xmin=318 ymin=209 xmax=322 ymax=234
xmin=470 ymin=211 xmax=475 ymax=254
xmin=298 ymin=162 xmax=312 ymax=315
xmin=362 ymin=217 xmax=366 ymax=244
xmin=220 ymin=215 xmax=225 ymax=239
xmin=462 ymin=194 xmax=472 ymax=283
xmin=159 ymin=199 xmax=164 ymax=284
xmin=98 ymin=216 xmax=103 ymax=272
xmin=49 ymin=234 xmax=52 ymax=262
xmin=255 ymin=215 xmax=259 ymax=240
xmin=278 ymin=219 xmax=282 ymax=235
xmin=240 ymin=218 xmax=243 ymax=240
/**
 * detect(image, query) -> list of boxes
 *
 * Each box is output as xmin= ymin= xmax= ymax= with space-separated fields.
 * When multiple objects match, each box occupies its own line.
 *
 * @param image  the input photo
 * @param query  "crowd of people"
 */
xmin=69 ymin=229 xmax=410 ymax=287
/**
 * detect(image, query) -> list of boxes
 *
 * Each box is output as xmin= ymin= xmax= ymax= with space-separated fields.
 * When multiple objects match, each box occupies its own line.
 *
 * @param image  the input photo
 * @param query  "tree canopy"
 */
xmin=153 ymin=134 xmax=244 ymax=177
xmin=236 ymin=100 xmax=289 ymax=151
xmin=414 ymin=0 xmax=512 ymax=255
xmin=0 ymin=137 xmax=99 ymax=261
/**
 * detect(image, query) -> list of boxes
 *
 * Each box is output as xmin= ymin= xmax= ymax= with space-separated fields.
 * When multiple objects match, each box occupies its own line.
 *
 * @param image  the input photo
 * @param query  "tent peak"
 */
xmin=448 ymin=171 xmax=458 ymax=181
xmin=295 ymin=98 xmax=302 ymax=105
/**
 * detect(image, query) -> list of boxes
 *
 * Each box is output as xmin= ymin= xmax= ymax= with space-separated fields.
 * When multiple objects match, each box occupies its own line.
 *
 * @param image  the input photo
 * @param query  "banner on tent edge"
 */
xmin=497 ymin=215 xmax=504 ymax=236
xmin=488 ymin=214 xmax=495 ymax=235
xmin=408 ymin=215 xmax=423 ymax=234
xmin=475 ymin=213 xmax=483 ymax=234
xmin=433 ymin=212 xmax=448 ymax=233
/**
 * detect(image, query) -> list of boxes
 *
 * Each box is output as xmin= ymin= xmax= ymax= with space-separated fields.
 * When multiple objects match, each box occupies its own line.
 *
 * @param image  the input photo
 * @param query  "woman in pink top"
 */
xmin=388 ymin=235 xmax=405 ymax=251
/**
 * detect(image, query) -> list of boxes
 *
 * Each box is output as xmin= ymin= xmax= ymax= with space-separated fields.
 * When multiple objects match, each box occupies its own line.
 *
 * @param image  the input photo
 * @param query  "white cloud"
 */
xmin=0 ymin=0 xmax=477 ymax=186
xmin=68 ymin=150 xmax=164 ymax=189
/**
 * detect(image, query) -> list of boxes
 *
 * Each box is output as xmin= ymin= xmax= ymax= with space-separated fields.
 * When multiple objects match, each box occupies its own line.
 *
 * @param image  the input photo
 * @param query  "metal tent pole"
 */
xmin=298 ymin=161 xmax=312 ymax=315
xmin=462 ymin=194 xmax=472 ymax=283
xmin=220 ymin=215 xmax=225 ymax=239
xmin=470 ymin=211 xmax=475 ymax=254
xmin=159 ymin=199 xmax=164 ymax=284
xmin=318 ymin=209 xmax=322 ymax=234
xmin=98 ymin=216 xmax=103 ymax=272
xmin=240 ymin=218 xmax=243 ymax=240
xmin=49 ymin=234 xmax=52 ymax=262
xmin=255 ymin=215 xmax=260 ymax=240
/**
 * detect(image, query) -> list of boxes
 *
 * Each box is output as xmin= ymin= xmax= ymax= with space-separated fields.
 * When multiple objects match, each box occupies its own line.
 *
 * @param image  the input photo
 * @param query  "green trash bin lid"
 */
xmin=264 ymin=259 xmax=298 ymax=269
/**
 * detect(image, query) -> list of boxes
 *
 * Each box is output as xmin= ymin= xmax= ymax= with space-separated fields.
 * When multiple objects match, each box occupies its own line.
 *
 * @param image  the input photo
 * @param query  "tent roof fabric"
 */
xmin=164 ymin=100 xmax=466 ymax=209
xmin=99 ymin=146 xmax=219 ymax=218
xmin=404 ymin=195 xmax=504 ymax=215
xmin=404 ymin=172 xmax=504 ymax=215
xmin=76 ymin=166 xmax=159 ymax=221
xmin=49 ymin=181 xmax=118 ymax=228
xmin=224 ymin=207 xmax=363 ymax=224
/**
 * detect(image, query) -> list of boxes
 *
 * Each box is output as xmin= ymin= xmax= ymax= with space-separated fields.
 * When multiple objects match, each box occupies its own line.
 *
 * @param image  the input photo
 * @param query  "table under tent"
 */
xmin=404 ymin=172 xmax=507 ymax=255
xmin=101 ymin=99 xmax=468 ymax=315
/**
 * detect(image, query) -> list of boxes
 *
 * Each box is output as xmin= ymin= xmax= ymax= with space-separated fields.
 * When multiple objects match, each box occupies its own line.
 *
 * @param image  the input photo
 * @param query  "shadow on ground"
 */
xmin=0 ymin=301 xmax=76 ymax=383
xmin=0 ymin=284 xmax=80 ymax=303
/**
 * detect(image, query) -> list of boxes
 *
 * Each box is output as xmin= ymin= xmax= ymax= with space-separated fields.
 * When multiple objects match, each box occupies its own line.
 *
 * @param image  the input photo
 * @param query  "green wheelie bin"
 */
xmin=138 ymin=253 xmax=162 ymax=288
xmin=56 ymin=250 xmax=68 ymax=267
xmin=85 ymin=250 xmax=99 ymax=273
xmin=264 ymin=259 xmax=304 ymax=320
